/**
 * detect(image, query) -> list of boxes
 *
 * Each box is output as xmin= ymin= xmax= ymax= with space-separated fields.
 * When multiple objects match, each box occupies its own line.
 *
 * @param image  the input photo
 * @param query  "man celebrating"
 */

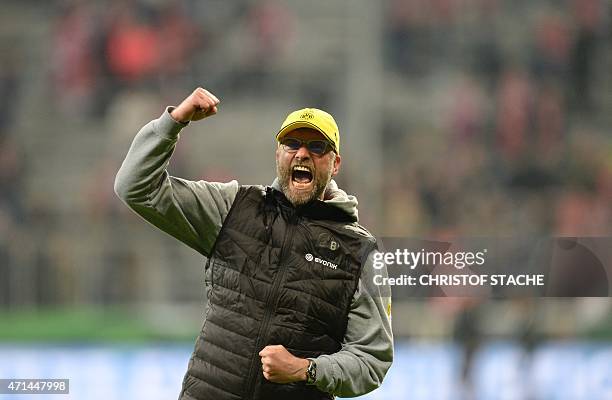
xmin=114 ymin=88 xmax=393 ymax=400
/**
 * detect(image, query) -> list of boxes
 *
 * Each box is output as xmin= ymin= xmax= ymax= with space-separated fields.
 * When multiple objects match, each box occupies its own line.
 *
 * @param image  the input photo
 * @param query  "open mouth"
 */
xmin=291 ymin=165 xmax=313 ymax=189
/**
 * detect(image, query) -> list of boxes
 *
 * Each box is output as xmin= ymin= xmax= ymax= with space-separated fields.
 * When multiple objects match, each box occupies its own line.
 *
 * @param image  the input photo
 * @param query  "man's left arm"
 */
xmin=311 ymin=250 xmax=394 ymax=397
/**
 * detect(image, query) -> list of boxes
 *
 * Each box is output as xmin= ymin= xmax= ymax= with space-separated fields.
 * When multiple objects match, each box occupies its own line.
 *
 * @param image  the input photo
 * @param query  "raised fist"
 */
xmin=171 ymin=87 xmax=220 ymax=123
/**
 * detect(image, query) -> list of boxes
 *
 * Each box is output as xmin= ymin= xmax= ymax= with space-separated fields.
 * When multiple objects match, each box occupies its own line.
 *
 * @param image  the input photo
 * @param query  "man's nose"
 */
xmin=295 ymin=144 xmax=311 ymax=159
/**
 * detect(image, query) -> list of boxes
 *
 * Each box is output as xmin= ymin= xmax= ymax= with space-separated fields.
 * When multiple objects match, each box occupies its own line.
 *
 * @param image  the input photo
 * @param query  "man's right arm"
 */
xmin=114 ymin=89 xmax=238 ymax=257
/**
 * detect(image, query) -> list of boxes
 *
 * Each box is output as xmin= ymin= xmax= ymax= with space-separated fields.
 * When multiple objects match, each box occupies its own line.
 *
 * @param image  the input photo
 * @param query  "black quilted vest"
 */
xmin=178 ymin=185 xmax=376 ymax=400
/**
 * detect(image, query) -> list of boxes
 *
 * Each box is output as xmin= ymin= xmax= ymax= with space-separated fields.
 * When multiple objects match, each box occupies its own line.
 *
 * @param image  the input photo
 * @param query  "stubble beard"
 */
xmin=276 ymin=160 xmax=333 ymax=207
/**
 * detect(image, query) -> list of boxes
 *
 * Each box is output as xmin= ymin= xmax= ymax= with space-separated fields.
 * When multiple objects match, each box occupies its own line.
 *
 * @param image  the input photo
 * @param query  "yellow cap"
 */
xmin=276 ymin=108 xmax=340 ymax=153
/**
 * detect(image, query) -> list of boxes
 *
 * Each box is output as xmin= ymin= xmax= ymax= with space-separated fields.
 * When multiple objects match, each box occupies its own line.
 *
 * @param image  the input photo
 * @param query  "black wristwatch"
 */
xmin=305 ymin=360 xmax=317 ymax=385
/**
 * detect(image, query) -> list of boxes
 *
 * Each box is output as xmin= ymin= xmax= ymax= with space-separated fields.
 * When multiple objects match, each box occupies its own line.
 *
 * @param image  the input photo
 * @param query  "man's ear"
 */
xmin=332 ymin=153 xmax=341 ymax=176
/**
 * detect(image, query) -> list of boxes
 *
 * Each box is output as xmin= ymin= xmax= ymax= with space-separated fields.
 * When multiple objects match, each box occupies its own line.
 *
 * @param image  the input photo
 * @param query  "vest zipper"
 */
xmin=244 ymin=215 xmax=298 ymax=399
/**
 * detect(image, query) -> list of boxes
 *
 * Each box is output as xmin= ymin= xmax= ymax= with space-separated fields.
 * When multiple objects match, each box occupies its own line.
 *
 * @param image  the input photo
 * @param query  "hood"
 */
xmin=271 ymin=178 xmax=359 ymax=222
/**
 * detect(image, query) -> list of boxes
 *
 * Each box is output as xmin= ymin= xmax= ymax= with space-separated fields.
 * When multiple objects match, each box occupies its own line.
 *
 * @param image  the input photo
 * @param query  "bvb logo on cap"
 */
xmin=300 ymin=111 xmax=315 ymax=120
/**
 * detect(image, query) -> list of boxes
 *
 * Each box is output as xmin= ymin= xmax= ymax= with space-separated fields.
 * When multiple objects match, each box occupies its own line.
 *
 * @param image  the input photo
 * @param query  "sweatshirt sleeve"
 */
xmin=114 ymin=107 xmax=239 ymax=257
xmin=312 ymin=250 xmax=394 ymax=397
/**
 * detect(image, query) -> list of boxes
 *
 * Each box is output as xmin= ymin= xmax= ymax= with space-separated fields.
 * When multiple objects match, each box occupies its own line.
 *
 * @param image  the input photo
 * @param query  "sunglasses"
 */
xmin=280 ymin=137 xmax=332 ymax=155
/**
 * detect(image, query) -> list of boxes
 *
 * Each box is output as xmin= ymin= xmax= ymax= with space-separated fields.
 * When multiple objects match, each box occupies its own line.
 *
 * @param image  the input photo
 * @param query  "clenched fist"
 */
xmin=259 ymin=345 xmax=309 ymax=384
xmin=171 ymin=87 xmax=220 ymax=123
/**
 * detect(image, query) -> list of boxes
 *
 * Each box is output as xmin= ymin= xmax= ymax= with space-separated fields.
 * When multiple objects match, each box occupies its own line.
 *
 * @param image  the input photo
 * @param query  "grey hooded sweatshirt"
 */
xmin=114 ymin=108 xmax=393 ymax=397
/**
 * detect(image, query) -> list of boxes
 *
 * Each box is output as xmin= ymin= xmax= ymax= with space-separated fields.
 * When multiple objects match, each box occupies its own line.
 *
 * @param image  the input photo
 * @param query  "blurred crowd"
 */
xmin=48 ymin=0 xmax=296 ymax=120
xmin=380 ymin=0 xmax=611 ymax=237
xmin=0 ymin=0 xmax=610 ymax=341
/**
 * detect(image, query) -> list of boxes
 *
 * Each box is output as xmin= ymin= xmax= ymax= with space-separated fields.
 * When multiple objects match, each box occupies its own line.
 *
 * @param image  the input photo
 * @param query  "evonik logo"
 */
xmin=304 ymin=253 xmax=337 ymax=270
